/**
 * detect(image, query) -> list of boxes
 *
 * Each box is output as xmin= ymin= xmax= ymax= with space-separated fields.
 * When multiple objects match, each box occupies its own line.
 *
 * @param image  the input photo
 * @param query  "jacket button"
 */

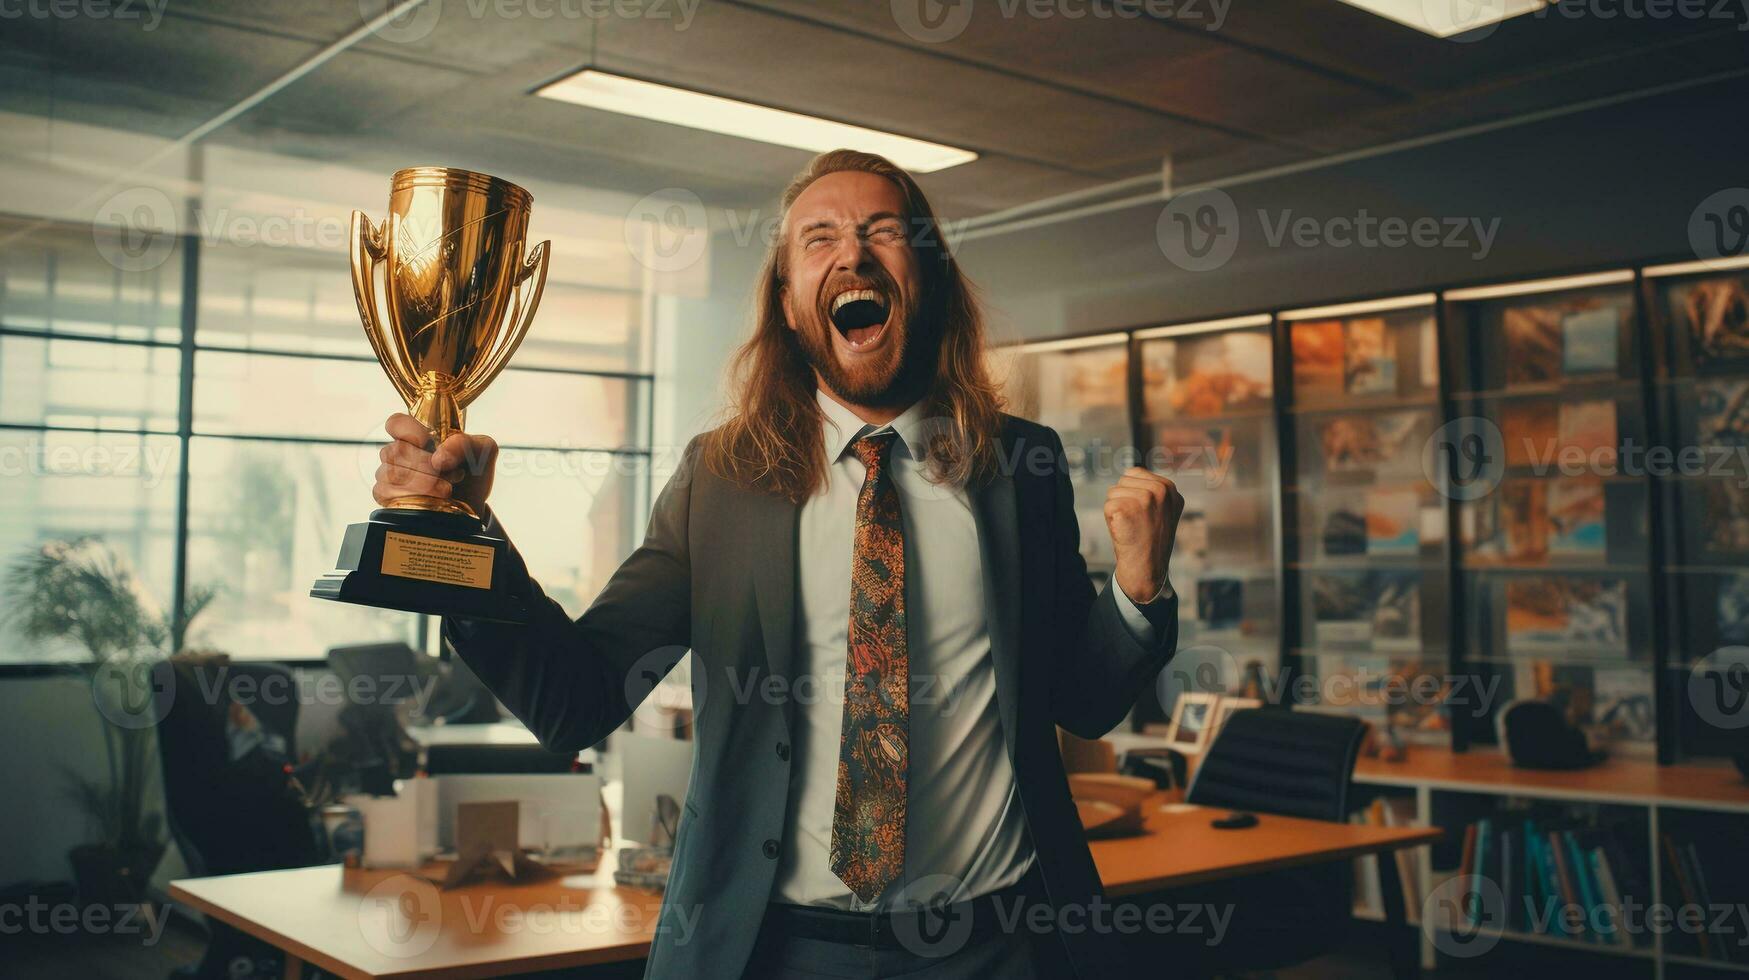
xmin=775 ymin=742 xmax=790 ymax=761
xmin=762 ymin=839 xmax=779 ymax=859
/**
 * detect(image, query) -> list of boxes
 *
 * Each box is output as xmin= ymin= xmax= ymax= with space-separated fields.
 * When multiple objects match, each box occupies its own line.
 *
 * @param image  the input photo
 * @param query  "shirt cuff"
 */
xmin=1113 ymin=577 xmax=1175 ymax=645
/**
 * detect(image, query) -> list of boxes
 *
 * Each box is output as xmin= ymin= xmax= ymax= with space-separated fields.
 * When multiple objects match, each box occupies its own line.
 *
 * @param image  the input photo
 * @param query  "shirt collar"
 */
xmin=816 ymin=388 xmax=930 ymax=463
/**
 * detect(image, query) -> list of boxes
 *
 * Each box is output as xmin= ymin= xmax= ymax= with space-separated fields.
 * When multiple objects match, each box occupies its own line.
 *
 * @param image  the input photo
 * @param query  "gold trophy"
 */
xmin=312 ymin=167 xmax=549 ymax=623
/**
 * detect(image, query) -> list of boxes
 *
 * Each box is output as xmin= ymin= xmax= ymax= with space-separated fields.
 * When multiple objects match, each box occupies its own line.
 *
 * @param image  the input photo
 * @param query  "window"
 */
xmin=0 ymin=216 xmax=654 ymax=663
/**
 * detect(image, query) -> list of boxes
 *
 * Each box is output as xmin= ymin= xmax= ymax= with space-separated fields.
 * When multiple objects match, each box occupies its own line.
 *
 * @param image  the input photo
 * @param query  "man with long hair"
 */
xmin=373 ymin=149 xmax=1183 ymax=978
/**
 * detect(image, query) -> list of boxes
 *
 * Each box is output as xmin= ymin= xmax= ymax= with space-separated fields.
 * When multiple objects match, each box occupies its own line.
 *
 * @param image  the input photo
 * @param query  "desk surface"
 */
xmin=173 ymin=804 xmax=1438 ymax=978
xmin=1353 ymin=746 xmax=1749 ymax=813
xmin=405 ymin=723 xmax=544 ymax=749
xmin=170 ymin=854 xmax=659 ymax=980
xmin=1091 ymin=803 xmax=1441 ymax=898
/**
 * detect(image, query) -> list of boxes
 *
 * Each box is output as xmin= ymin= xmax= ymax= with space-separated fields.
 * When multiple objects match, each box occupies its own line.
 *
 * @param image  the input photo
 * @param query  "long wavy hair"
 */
xmin=701 ymin=149 xmax=1007 ymax=503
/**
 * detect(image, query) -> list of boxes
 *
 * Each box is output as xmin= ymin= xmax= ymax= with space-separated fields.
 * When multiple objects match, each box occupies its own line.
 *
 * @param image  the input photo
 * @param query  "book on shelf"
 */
xmin=1292 ymin=319 xmax=1345 ymax=401
xmin=1696 ymin=379 xmax=1749 ymax=452
xmin=1141 ymin=331 xmax=1272 ymax=419
xmin=1460 ymin=812 xmax=1649 ymax=948
xmin=1501 ymin=401 xmax=1558 ymax=468
xmin=1555 ymin=400 xmax=1619 ymax=470
xmin=1504 ymin=578 xmax=1628 ymax=656
xmin=1679 ymin=275 xmax=1749 ymax=366
xmin=1546 ymin=478 xmax=1606 ymax=559
xmin=1364 ymin=488 xmax=1420 ymax=556
xmin=1322 ymin=497 xmax=1368 ymax=557
xmin=1317 ymin=411 xmax=1424 ymax=476
xmin=1561 ymin=307 xmax=1619 ymax=376
xmin=1345 ymin=317 xmax=1398 ymax=396
xmin=1504 ymin=306 xmax=1564 ymax=385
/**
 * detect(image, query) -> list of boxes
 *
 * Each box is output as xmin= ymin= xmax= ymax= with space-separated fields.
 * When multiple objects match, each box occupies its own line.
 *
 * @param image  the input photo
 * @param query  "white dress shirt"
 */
xmin=773 ymin=390 xmax=1160 ymax=911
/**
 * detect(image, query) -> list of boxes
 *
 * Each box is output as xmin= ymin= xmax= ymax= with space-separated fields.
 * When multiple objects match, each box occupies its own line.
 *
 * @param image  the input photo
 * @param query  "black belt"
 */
xmin=763 ymin=872 xmax=1038 ymax=950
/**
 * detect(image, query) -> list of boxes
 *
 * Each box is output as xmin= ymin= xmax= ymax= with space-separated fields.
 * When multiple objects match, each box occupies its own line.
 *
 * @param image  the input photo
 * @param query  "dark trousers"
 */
xmin=741 ymin=925 xmax=1041 ymax=979
xmin=739 ymin=868 xmax=1072 ymax=979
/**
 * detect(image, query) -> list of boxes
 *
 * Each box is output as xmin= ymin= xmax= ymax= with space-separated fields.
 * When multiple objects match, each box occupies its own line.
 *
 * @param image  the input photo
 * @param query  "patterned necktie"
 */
xmin=831 ymin=431 xmax=908 ymax=903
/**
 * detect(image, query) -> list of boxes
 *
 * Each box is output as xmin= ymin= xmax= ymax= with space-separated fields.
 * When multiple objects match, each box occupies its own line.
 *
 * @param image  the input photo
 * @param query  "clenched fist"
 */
xmin=373 ymin=413 xmax=499 ymax=517
xmin=1104 ymin=467 xmax=1185 ymax=605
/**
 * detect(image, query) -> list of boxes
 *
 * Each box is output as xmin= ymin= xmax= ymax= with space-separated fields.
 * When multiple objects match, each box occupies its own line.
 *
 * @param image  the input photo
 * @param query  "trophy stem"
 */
xmin=391 ymin=380 xmax=477 ymax=519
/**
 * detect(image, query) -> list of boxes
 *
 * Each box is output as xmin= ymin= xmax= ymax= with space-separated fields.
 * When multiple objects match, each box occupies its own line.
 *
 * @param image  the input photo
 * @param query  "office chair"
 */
xmin=159 ymin=658 xmax=322 ymax=979
xmin=1120 ymin=708 xmax=1368 ymax=977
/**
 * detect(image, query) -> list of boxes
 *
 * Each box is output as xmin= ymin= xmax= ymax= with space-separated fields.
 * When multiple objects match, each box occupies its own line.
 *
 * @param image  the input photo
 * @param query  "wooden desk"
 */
xmin=173 ymin=804 xmax=1439 ymax=978
xmin=1092 ymin=803 xmax=1442 ymax=898
xmin=170 ymin=853 xmax=659 ymax=980
xmin=1354 ymin=746 xmax=1749 ymax=813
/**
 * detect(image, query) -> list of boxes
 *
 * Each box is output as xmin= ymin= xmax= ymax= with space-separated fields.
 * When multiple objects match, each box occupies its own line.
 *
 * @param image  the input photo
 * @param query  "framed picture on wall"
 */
xmin=1166 ymin=692 xmax=1222 ymax=754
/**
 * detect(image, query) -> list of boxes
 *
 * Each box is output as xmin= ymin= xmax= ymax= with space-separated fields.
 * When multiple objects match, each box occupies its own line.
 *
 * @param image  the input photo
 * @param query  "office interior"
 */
xmin=2 ymin=2 xmax=1748 ymax=978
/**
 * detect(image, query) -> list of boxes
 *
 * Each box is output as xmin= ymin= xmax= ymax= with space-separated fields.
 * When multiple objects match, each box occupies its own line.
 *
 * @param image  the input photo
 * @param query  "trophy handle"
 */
xmin=457 ymin=239 xmax=550 ymax=408
xmin=350 ymin=210 xmax=419 ymax=408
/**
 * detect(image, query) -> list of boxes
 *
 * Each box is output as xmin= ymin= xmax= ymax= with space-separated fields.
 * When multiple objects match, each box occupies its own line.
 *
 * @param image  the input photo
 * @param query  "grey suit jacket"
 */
xmin=444 ymin=414 xmax=1180 ymax=978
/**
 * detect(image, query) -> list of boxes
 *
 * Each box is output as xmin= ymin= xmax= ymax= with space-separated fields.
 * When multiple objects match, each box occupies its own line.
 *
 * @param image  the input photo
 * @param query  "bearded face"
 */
xmin=781 ymin=171 xmax=932 ymax=408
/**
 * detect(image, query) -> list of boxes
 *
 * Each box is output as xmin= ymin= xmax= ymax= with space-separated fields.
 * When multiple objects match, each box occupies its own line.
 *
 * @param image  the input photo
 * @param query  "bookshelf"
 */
xmin=996 ymin=255 xmax=1749 ymax=766
xmin=1354 ymin=746 xmax=1749 ymax=975
xmin=995 ymin=257 xmax=1749 ymax=974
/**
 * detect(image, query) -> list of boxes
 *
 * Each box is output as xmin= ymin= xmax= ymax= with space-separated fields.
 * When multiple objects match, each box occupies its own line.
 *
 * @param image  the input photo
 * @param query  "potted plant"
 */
xmin=2 ymin=537 xmax=215 ymax=906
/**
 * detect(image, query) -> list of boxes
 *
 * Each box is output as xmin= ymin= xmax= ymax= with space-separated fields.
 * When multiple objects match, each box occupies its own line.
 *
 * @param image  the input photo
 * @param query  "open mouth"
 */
xmin=829 ymin=288 xmax=890 ymax=350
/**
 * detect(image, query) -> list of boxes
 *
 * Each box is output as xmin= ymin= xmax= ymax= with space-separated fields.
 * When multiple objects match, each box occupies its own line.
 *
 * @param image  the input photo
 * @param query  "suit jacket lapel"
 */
xmin=750 ymin=488 xmax=799 ymax=715
xmin=971 ymin=439 xmax=1023 ymax=764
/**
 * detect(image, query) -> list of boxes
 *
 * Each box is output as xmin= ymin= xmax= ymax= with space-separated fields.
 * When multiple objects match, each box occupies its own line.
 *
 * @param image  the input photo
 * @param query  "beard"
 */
xmin=789 ymin=267 xmax=934 ymax=408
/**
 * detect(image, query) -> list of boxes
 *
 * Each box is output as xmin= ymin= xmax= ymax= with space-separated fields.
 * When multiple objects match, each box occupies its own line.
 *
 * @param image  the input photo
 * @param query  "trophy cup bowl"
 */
xmin=311 ymin=167 xmax=550 ymax=623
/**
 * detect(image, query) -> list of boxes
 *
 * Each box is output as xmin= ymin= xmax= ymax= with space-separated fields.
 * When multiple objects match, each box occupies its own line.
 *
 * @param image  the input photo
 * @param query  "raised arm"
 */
xmin=1043 ymin=429 xmax=1182 ymax=739
xmin=373 ymin=412 xmax=696 ymax=752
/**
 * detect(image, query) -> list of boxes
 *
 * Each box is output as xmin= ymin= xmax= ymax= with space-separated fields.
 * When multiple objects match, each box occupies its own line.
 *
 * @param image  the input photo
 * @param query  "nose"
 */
xmin=831 ymin=233 xmax=873 ymax=276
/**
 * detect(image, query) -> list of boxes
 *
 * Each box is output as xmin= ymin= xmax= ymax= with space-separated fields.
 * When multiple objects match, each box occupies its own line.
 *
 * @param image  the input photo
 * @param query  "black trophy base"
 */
xmin=311 ymin=508 xmax=529 ymax=624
